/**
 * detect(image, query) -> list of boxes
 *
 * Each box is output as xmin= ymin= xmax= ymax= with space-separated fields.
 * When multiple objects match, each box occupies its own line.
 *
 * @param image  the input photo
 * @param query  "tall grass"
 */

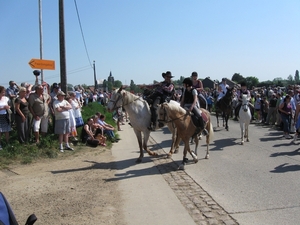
xmin=0 ymin=102 xmax=117 ymax=169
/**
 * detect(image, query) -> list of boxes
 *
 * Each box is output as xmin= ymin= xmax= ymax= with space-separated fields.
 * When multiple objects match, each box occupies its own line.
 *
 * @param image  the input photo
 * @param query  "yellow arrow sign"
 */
xmin=28 ymin=58 xmax=55 ymax=70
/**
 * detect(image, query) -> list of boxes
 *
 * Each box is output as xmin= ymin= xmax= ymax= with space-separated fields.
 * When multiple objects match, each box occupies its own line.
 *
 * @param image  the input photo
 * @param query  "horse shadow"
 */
xmin=210 ymin=138 xmax=238 ymax=151
xmin=270 ymin=149 xmax=300 ymax=157
xmin=270 ymin=163 xmax=300 ymax=173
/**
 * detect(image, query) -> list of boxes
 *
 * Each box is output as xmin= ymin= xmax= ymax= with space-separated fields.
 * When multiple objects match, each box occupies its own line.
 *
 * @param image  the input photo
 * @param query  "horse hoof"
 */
xmin=178 ymin=164 xmax=185 ymax=170
xmin=241 ymin=142 xmax=244 ymax=145
xmin=205 ymin=155 xmax=209 ymax=159
xmin=193 ymin=158 xmax=199 ymax=163
xmin=167 ymin=154 xmax=172 ymax=158
xmin=136 ymin=158 xmax=142 ymax=163
xmin=174 ymin=149 xmax=179 ymax=154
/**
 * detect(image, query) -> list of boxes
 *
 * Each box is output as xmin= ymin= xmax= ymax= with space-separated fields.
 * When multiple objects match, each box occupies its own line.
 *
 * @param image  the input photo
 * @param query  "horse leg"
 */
xmin=246 ymin=123 xmax=249 ymax=142
xmin=168 ymin=128 xmax=180 ymax=158
xmin=216 ymin=113 xmax=220 ymax=127
xmin=240 ymin=122 xmax=244 ymax=145
xmin=134 ymin=130 xmax=144 ymax=163
xmin=225 ymin=114 xmax=229 ymax=131
xmin=178 ymin=139 xmax=192 ymax=170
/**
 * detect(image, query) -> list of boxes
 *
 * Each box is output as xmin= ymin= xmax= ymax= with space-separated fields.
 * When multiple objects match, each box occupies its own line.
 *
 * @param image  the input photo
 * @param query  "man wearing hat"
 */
xmin=217 ymin=78 xmax=229 ymax=101
xmin=147 ymin=71 xmax=175 ymax=130
xmin=28 ymin=84 xmax=51 ymax=144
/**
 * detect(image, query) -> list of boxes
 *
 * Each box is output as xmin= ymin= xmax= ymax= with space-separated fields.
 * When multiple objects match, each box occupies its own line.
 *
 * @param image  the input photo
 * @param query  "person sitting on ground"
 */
xmin=81 ymin=117 xmax=106 ymax=147
xmin=180 ymin=78 xmax=208 ymax=136
xmin=98 ymin=114 xmax=119 ymax=143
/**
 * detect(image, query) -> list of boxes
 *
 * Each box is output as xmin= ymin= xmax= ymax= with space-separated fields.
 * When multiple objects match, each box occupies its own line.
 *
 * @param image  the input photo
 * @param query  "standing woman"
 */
xmin=14 ymin=87 xmax=30 ymax=144
xmin=0 ymin=86 xmax=12 ymax=149
xmin=279 ymin=95 xmax=292 ymax=139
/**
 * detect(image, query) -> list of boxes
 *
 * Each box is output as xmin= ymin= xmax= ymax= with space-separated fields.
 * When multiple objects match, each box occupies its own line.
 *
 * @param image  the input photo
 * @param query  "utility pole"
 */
xmin=59 ymin=0 xmax=67 ymax=93
xmin=38 ymin=0 xmax=44 ymax=84
xmin=93 ymin=61 xmax=97 ymax=90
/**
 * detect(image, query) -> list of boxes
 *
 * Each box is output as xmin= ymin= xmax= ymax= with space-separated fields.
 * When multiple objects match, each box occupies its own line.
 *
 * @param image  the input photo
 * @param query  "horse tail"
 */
xmin=208 ymin=122 xmax=214 ymax=143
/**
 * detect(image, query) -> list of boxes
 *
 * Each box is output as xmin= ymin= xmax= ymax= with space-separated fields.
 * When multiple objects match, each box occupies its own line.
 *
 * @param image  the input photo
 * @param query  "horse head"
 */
xmin=106 ymin=87 xmax=124 ymax=112
xmin=157 ymin=103 xmax=169 ymax=128
xmin=241 ymin=94 xmax=249 ymax=112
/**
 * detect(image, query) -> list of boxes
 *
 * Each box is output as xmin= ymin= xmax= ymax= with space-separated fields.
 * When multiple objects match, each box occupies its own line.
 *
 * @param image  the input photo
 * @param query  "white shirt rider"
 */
xmin=217 ymin=79 xmax=229 ymax=101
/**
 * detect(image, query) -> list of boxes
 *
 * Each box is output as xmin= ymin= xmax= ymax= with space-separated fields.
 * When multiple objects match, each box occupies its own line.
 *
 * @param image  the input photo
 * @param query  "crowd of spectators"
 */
xmin=0 ymin=80 xmax=120 ymax=151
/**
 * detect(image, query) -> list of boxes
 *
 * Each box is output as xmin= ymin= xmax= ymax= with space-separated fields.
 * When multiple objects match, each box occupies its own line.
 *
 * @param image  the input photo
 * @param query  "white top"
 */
xmin=53 ymin=99 xmax=70 ymax=120
xmin=0 ymin=96 xmax=9 ymax=115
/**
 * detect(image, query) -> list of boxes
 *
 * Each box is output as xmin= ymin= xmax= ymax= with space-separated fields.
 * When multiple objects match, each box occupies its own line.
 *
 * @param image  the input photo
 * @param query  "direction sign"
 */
xmin=28 ymin=58 xmax=55 ymax=70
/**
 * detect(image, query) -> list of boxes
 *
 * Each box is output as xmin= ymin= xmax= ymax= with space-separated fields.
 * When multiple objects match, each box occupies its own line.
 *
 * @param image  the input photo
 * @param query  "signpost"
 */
xmin=28 ymin=58 xmax=55 ymax=70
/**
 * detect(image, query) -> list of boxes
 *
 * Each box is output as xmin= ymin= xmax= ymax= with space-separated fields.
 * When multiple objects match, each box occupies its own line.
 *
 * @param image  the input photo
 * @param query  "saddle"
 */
xmin=190 ymin=111 xmax=208 ymax=135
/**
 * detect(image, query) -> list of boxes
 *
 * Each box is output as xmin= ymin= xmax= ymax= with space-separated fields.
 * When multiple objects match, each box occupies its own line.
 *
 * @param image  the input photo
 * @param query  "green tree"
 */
xmin=231 ymin=73 xmax=244 ymax=83
xmin=107 ymin=82 xmax=113 ymax=91
xmin=295 ymin=70 xmax=299 ymax=84
xmin=245 ymin=76 xmax=259 ymax=89
xmin=114 ymin=80 xmax=122 ymax=88
xmin=287 ymin=74 xmax=294 ymax=85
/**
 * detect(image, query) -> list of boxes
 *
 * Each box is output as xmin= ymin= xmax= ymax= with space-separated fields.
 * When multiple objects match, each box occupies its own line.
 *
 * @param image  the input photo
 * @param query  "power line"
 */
xmin=74 ymin=0 xmax=93 ymax=68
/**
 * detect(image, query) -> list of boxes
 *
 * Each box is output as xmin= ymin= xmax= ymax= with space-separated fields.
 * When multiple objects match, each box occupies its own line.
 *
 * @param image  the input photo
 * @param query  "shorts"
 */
xmin=55 ymin=119 xmax=70 ymax=135
xmin=33 ymin=116 xmax=48 ymax=133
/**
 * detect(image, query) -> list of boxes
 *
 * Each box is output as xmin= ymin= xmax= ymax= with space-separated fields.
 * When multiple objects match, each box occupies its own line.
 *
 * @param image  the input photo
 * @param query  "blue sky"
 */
xmin=0 ymin=0 xmax=299 ymax=87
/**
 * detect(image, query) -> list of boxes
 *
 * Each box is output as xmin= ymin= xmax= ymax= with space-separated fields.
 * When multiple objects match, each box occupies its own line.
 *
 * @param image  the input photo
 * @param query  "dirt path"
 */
xmin=0 ymin=147 xmax=124 ymax=225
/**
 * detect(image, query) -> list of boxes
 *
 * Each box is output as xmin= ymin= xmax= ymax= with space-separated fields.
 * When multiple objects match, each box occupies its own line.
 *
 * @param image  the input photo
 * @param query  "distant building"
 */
xmin=202 ymin=77 xmax=217 ymax=90
xmin=108 ymin=71 xmax=114 ymax=84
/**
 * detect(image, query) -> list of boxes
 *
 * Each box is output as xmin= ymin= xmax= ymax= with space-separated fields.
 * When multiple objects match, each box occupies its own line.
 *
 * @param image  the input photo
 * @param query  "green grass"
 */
xmin=0 ymin=102 xmax=118 ymax=169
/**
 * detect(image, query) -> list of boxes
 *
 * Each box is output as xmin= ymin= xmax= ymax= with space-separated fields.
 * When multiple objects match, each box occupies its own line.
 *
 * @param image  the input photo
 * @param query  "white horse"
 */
xmin=239 ymin=94 xmax=252 ymax=145
xmin=106 ymin=87 xmax=158 ymax=163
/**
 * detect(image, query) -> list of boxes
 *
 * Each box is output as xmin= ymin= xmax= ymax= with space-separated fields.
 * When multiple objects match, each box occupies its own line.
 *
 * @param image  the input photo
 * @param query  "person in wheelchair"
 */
xmin=180 ymin=78 xmax=208 ymax=136
xmin=147 ymin=71 xmax=175 ymax=130
xmin=234 ymin=81 xmax=254 ymax=118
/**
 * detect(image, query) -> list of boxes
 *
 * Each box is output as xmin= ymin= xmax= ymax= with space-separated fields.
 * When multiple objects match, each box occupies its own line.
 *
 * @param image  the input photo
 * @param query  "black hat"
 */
xmin=164 ymin=71 xmax=174 ymax=78
xmin=222 ymin=78 xmax=226 ymax=81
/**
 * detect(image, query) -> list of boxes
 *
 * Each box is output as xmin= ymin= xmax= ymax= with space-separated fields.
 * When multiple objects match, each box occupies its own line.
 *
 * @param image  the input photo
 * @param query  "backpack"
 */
xmin=0 ymin=192 xmax=37 ymax=225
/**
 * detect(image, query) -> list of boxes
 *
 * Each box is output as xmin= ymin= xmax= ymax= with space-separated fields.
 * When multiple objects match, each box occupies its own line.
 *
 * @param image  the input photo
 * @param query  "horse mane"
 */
xmin=165 ymin=101 xmax=186 ymax=114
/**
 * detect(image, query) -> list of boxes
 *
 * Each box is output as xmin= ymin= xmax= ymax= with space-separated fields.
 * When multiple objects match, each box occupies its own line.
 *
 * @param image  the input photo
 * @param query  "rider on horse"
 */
xmin=217 ymin=78 xmax=229 ymax=101
xmin=147 ymin=71 xmax=175 ymax=131
xmin=234 ymin=81 xmax=254 ymax=118
xmin=191 ymin=71 xmax=207 ymax=109
xmin=181 ymin=78 xmax=208 ymax=136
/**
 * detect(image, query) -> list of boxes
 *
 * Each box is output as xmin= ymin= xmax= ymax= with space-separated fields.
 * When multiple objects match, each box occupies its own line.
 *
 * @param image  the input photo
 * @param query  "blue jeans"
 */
xmin=104 ymin=130 xmax=115 ymax=139
xmin=281 ymin=114 xmax=291 ymax=133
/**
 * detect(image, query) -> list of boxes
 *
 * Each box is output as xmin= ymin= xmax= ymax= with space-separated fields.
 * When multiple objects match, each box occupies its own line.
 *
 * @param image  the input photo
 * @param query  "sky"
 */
xmin=0 ymin=0 xmax=299 ymax=87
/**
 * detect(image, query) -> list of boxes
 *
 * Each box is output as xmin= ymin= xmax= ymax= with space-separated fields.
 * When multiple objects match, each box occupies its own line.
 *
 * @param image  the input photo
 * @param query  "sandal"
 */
xmin=100 ymin=143 xmax=106 ymax=146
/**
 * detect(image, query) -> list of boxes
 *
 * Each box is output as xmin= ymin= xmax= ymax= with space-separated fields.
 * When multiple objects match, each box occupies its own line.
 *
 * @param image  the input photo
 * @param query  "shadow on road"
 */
xmin=270 ymin=163 xmax=300 ymax=173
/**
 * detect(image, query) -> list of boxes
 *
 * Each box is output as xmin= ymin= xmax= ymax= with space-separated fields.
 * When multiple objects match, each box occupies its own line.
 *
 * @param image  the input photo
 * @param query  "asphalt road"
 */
xmin=150 ymin=116 xmax=300 ymax=225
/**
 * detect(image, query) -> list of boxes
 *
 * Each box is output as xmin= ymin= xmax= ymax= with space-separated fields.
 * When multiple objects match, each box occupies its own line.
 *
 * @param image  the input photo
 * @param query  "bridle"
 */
xmin=108 ymin=91 xmax=141 ymax=110
xmin=157 ymin=104 xmax=189 ymax=124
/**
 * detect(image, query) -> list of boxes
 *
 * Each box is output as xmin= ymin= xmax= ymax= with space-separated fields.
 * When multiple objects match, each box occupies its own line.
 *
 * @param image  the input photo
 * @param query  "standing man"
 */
xmin=6 ymin=80 xmax=19 ymax=125
xmin=53 ymin=91 xmax=74 ymax=152
xmin=28 ymin=85 xmax=51 ymax=144
xmin=147 ymin=71 xmax=175 ymax=130
xmin=217 ymin=78 xmax=229 ymax=101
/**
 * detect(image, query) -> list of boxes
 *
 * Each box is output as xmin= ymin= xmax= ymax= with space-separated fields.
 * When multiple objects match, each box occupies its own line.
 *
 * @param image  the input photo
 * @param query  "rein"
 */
xmin=109 ymin=92 xmax=141 ymax=110
xmin=157 ymin=105 xmax=188 ymax=124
